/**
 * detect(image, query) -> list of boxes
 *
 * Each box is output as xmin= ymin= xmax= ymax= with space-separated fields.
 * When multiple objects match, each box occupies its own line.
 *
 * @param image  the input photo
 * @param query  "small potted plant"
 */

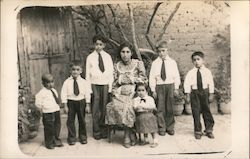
xmin=214 ymin=55 xmax=231 ymax=114
xmin=173 ymin=89 xmax=185 ymax=116
xmin=216 ymin=86 xmax=231 ymax=114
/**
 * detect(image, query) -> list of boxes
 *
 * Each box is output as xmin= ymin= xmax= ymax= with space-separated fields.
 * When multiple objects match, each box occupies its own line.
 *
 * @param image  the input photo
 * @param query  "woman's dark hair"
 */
xmin=117 ymin=42 xmax=138 ymax=60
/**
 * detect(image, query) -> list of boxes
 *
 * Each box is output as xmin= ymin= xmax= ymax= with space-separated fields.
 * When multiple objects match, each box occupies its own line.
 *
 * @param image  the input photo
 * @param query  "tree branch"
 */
xmin=145 ymin=2 xmax=162 ymax=51
xmin=128 ymin=3 xmax=142 ymax=60
xmin=157 ymin=2 xmax=181 ymax=42
xmin=107 ymin=4 xmax=130 ymax=43
xmin=96 ymin=24 xmax=120 ymax=47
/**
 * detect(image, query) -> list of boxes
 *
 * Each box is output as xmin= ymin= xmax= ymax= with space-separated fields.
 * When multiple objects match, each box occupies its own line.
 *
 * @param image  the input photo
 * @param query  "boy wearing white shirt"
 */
xmin=61 ymin=60 xmax=91 ymax=145
xmin=149 ymin=41 xmax=181 ymax=136
xmin=85 ymin=35 xmax=114 ymax=140
xmin=184 ymin=51 xmax=215 ymax=140
xmin=35 ymin=73 xmax=63 ymax=149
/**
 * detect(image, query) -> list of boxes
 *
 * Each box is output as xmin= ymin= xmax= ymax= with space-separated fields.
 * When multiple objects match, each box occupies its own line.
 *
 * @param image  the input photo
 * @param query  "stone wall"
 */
xmin=74 ymin=1 xmax=230 ymax=79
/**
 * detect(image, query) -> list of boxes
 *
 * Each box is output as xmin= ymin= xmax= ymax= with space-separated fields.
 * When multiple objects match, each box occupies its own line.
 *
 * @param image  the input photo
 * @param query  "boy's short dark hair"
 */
xmin=155 ymin=40 xmax=168 ymax=50
xmin=69 ymin=60 xmax=82 ymax=68
xmin=135 ymin=82 xmax=147 ymax=91
xmin=92 ymin=34 xmax=107 ymax=43
xmin=191 ymin=51 xmax=205 ymax=60
xmin=42 ymin=73 xmax=53 ymax=86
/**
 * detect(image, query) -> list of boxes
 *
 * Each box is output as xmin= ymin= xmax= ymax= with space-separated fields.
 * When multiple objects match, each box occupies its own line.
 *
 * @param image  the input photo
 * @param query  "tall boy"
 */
xmin=61 ymin=60 xmax=91 ymax=145
xmin=184 ymin=51 xmax=215 ymax=139
xmin=85 ymin=34 xmax=114 ymax=140
xmin=35 ymin=73 xmax=63 ymax=149
xmin=149 ymin=41 xmax=180 ymax=136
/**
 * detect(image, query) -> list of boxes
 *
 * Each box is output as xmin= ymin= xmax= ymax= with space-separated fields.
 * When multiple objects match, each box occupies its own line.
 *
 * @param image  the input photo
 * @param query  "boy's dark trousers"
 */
xmin=91 ymin=84 xmax=109 ymax=138
xmin=155 ymin=84 xmax=175 ymax=133
xmin=42 ymin=111 xmax=61 ymax=148
xmin=190 ymin=89 xmax=214 ymax=135
xmin=67 ymin=100 xmax=87 ymax=143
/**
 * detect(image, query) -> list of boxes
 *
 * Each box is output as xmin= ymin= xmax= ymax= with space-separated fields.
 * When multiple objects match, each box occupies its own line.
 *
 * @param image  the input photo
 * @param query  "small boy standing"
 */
xmin=85 ymin=35 xmax=114 ymax=140
xmin=149 ymin=40 xmax=180 ymax=136
xmin=61 ymin=60 xmax=91 ymax=145
xmin=184 ymin=51 xmax=215 ymax=140
xmin=35 ymin=73 xmax=63 ymax=149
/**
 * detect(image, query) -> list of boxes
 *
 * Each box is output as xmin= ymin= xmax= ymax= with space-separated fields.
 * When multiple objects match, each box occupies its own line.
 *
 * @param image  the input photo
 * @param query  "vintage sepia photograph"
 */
xmin=0 ymin=0 xmax=249 ymax=159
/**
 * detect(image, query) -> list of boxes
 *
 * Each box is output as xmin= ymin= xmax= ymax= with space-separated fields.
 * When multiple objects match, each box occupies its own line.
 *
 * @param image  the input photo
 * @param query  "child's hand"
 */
xmin=209 ymin=93 xmax=214 ymax=103
xmin=85 ymin=103 xmax=91 ymax=114
xmin=185 ymin=94 xmax=190 ymax=104
xmin=152 ymin=92 xmax=157 ymax=99
xmin=63 ymin=103 xmax=68 ymax=114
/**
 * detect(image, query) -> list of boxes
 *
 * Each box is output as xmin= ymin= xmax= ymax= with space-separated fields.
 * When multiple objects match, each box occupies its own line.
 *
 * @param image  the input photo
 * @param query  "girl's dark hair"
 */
xmin=117 ymin=42 xmax=138 ymax=60
xmin=135 ymin=82 xmax=147 ymax=91
xmin=191 ymin=51 xmax=205 ymax=60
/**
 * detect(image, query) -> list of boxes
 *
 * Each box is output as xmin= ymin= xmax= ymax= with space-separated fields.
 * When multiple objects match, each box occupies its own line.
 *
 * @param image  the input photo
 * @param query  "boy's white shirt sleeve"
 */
xmin=184 ymin=70 xmax=192 ymax=94
xmin=85 ymin=55 xmax=92 ymax=94
xmin=84 ymin=80 xmax=91 ymax=103
xmin=173 ymin=60 xmax=181 ymax=89
xmin=207 ymin=69 xmax=215 ymax=93
xmin=60 ymin=79 xmax=68 ymax=103
xmin=149 ymin=61 xmax=157 ymax=92
xmin=35 ymin=91 xmax=43 ymax=110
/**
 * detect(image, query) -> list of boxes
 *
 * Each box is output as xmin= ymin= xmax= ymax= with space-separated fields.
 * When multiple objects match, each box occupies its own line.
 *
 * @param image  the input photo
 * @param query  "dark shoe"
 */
xmin=206 ymin=132 xmax=215 ymax=139
xmin=158 ymin=131 xmax=166 ymax=136
xmin=167 ymin=130 xmax=175 ymax=135
xmin=94 ymin=135 xmax=102 ymax=140
xmin=46 ymin=145 xmax=55 ymax=149
xmin=195 ymin=134 xmax=202 ymax=140
xmin=101 ymin=134 xmax=108 ymax=139
xmin=80 ymin=140 xmax=87 ymax=144
xmin=68 ymin=141 xmax=76 ymax=145
xmin=55 ymin=142 xmax=64 ymax=147
xmin=123 ymin=142 xmax=131 ymax=148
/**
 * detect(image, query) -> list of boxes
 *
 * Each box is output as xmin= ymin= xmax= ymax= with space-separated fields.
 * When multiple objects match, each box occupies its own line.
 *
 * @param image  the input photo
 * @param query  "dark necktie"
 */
xmin=140 ymin=98 xmax=146 ymax=103
xmin=51 ymin=89 xmax=59 ymax=104
xmin=197 ymin=68 xmax=203 ymax=91
xmin=73 ymin=78 xmax=79 ymax=96
xmin=161 ymin=59 xmax=166 ymax=81
xmin=98 ymin=52 xmax=105 ymax=72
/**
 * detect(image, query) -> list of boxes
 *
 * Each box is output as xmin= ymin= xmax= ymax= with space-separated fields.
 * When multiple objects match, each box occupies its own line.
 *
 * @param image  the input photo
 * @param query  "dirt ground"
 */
xmin=19 ymin=114 xmax=231 ymax=159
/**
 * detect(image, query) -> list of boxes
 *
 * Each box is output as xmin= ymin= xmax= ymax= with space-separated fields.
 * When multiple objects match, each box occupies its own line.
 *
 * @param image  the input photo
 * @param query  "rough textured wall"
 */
xmin=74 ymin=1 xmax=230 ymax=79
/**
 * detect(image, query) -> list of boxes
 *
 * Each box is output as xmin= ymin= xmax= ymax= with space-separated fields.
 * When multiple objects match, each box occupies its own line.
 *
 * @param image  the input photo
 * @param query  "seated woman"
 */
xmin=105 ymin=42 xmax=148 ymax=148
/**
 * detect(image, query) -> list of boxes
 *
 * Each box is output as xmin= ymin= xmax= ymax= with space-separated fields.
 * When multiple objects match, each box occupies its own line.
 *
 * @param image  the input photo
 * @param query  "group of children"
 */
xmin=35 ymin=35 xmax=215 ymax=150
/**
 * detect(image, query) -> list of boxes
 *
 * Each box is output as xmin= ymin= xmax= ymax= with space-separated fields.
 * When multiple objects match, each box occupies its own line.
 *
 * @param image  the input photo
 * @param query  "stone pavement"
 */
xmin=19 ymin=114 xmax=231 ymax=158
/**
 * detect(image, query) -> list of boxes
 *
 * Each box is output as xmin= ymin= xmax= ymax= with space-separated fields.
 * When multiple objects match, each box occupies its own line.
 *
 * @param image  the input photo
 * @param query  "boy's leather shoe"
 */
xmin=94 ymin=135 xmax=102 ymax=140
xmin=167 ymin=130 xmax=175 ymax=135
xmin=206 ymin=133 xmax=215 ymax=139
xmin=101 ymin=134 xmax=108 ymax=139
xmin=80 ymin=140 xmax=87 ymax=144
xmin=158 ymin=131 xmax=166 ymax=136
xmin=195 ymin=134 xmax=202 ymax=139
xmin=46 ymin=145 xmax=55 ymax=149
xmin=68 ymin=141 xmax=76 ymax=145
xmin=55 ymin=143 xmax=64 ymax=147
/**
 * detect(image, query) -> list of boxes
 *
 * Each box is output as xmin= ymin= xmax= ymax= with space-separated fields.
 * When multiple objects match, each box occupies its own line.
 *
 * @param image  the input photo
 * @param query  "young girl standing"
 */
xmin=133 ymin=82 xmax=158 ymax=148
